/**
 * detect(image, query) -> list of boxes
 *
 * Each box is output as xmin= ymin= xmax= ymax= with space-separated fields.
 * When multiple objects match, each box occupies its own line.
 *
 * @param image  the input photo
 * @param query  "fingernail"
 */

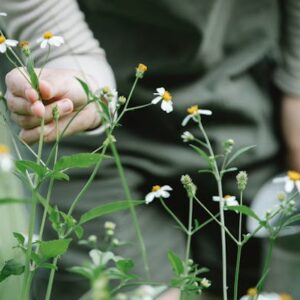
xmin=60 ymin=100 xmax=73 ymax=113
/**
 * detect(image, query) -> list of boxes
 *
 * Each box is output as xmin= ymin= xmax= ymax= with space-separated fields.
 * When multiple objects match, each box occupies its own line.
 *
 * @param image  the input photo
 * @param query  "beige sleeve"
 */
xmin=1 ymin=0 xmax=115 ymax=89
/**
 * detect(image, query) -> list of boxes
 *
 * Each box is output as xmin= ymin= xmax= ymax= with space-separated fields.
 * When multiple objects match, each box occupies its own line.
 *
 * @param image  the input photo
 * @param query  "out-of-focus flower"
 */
xmin=133 ymin=285 xmax=156 ymax=300
xmin=181 ymin=105 xmax=212 ymax=126
xmin=273 ymin=170 xmax=300 ymax=193
xmin=200 ymin=278 xmax=211 ymax=288
xmin=240 ymin=289 xmax=292 ymax=300
xmin=213 ymin=195 xmax=238 ymax=207
xmin=0 ymin=144 xmax=13 ymax=172
xmin=37 ymin=31 xmax=64 ymax=48
xmin=0 ymin=35 xmax=18 ymax=53
xmin=181 ymin=131 xmax=194 ymax=142
xmin=0 ymin=12 xmax=7 ymax=16
xmin=19 ymin=40 xmax=31 ymax=57
xmin=152 ymin=87 xmax=173 ymax=113
xmin=145 ymin=185 xmax=172 ymax=204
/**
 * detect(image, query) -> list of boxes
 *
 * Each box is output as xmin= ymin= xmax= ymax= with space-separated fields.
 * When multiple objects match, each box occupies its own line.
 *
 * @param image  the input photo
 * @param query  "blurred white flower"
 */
xmin=213 ymin=195 xmax=238 ymax=207
xmin=201 ymin=278 xmax=211 ymax=288
xmin=240 ymin=293 xmax=288 ymax=300
xmin=37 ymin=31 xmax=64 ymax=48
xmin=0 ymin=12 xmax=7 ymax=16
xmin=145 ymin=185 xmax=172 ymax=204
xmin=0 ymin=35 xmax=18 ymax=54
xmin=152 ymin=87 xmax=173 ymax=113
xmin=0 ymin=144 xmax=13 ymax=172
xmin=182 ymin=105 xmax=212 ymax=126
xmin=273 ymin=170 xmax=300 ymax=193
xmin=181 ymin=131 xmax=194 ymax=142
xmin=133 ymin=285 xmax=156 ymax=300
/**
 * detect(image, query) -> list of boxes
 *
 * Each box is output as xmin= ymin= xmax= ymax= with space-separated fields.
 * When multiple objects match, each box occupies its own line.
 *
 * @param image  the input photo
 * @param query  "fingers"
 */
xmin=6 ymin=91 xmax=33 ymax=115
xmin=11 ymin=98 xmax=74 ymax=129
xmin=19 ymin=104 xmax=99 ymax=145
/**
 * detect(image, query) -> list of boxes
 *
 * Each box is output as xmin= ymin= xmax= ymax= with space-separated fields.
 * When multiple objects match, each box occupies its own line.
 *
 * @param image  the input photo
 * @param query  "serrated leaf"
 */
xmin=226 ymin=205 xmax=260 ymax=221
xmin=79 ymin=200 xmax=143 ymax=225
xmin=13 ymin=232 xmax=25 ymax=246
xmin=39 ymin=239 xmax=72 ymax=259
xmin=190 ymin=145 xmax=211 ymax=166
xmin=0 ymin=259 xmax=25 ymax=283
xmin=226 ymin=145 xmax=256 ymax=167
xmin=167 ymin=251 xmax=184 ymax=276
xmin=54 ymin=153 xmax=107 ymax=172
xmin=0 ymin=198 xmax=32 ymax=205
xmin=15 ymin=160 xmax=48 ymax=179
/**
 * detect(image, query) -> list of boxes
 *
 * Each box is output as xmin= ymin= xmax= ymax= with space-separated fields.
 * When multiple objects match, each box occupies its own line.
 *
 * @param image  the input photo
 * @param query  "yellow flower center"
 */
xmin=43 ymin=31 xmax=54 ymax=40
xmin=152 ymin=185 xmax=161 ymax=192
xmin=0 ymin=144 xmax=9 ymax=154
xmin=162 ymin=91 xmax=172 ymax=102
xmin=19 ymin=40 xmax=29 ymax=48
xmin=247 ymin=288 xmax=257 ymax=297
xmin=280 ymin=294 xmax=293 ymax=300
xmin=137 ymin=63 xmax=148 ymax=73
xmin=187 ymin=105 xmax=199 ymax=115
xmin=223 ymin=195 xmax=232 ymax=201
xmin=0 ymin=35 xmax=6 ymax=44
xmin=287 ymin=170 xmax=300 ymax=181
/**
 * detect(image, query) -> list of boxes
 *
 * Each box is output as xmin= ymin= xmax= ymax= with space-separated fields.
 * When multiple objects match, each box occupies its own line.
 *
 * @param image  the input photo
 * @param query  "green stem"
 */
xmin=125 ymin=103 xmax=153 ymax=112
xmin=44 ymin=257 xmax=59 ymax=300
xmin=21 ymin=117 xmax=45 ymax=300
xmin=159 ymin=198 xmax=188 ymax=234
xmin=110 ymin=141 xmax=150 ymax=278
xmin=198 ymin=117 xmax=228 ymax=300
xmin=233 ymin=244 xmax=242 ymax=300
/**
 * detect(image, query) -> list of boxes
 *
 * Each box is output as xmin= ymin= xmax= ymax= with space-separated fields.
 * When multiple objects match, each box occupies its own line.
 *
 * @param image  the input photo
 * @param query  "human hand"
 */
xmin=5 ymin=68 xmax=101 ymax=144
xmin=281 ymin=95 xmax=300 ymax=171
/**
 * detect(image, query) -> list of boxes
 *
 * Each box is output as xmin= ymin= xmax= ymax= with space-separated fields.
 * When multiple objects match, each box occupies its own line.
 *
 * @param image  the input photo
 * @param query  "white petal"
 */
xmin=40 ymin=40 xmax=48 ymax=48
xmin=151 ymin=96 xmax=161 ymax=104
xmin=212 ymin=196 xmax=221 ymax=202
xmin=285 ymin=180 xmax=295 ymax=193
xmin=296 ymin=181 xmax=300 ymax=193
xmin=199 ymin=109 xmax=212 ymax=116
xmin=50 ymin=36 xmax=64 ymax=47
xmin=36 ymin=37 xmax=43 ymax=44
xmin=161 ymin=185 xmax=173 ymax=191
xmin=181 ymin=115 xmax=192 ymax=127
xmin=156 ymin=87 xmax=165 ymax=96
xmin=0 ymin=155 xmax=13 ymax=172
xmin=145 ymin=192 xmax=156 ymax=204
xmin=227 ymin=199 xmax=239 ymax=206
xmin=159 ymin=191 xmax=170 ymax=198
xmin=6 ymin=39 xmax=18 ymax=47
xmin=0 ymin=12 xmax=7 ymax=16
xmin=89 ymin=249 xmax=101 ymax=265
xmin=161 ymin=100 xmax=173 ymax=113
xmin=0 ymin=44 xmax=7 ymax=53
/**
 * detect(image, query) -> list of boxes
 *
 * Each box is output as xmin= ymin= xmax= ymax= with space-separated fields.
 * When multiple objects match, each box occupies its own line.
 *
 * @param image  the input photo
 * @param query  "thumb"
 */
xmin=39 ymin=79 xmax=60 ymax=101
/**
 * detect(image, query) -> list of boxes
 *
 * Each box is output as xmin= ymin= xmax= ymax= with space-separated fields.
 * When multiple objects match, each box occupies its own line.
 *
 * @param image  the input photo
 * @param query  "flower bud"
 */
xmin=223 ymin=139 xmax=234 ymax=154
xmin=52 ymin=104 xmax=60 ymax=121
xmin=88 ymin=235 xmax=97 ymax=243
xmin=236 ymin=171 xmax=248 ymax=191
xmin=19 ymin=40 xmax=31 ymax=57
xmin=277 ymin=192 xmax=286 ymax=202
xmin=181 ymin=131 xmax=194 ymax=143
xmin=200 ymin=278 xmax=211 ymax=288
xmin=181 ymin=174 xmax=197 ymax=198
xmin=136 ymin=63 xmax=148 ymax=78
xmin=118 ymin=96 xmax=126 ymax=105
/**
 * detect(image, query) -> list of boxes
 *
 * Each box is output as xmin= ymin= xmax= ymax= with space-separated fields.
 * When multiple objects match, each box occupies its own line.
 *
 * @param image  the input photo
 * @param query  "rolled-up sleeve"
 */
xmin=274 ymin=0 xmax=300 ymax=97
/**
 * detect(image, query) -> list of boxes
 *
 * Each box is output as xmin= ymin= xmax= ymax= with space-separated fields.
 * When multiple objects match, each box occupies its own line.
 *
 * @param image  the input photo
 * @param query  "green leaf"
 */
xmin=13 ymin=232 xmax=25 ymax=246
xmin=226 ymin=205 xmax=260 ymax=221
xmin=54 ymin=153 xmax=108 ymax=172
xmin=190 ymin=145 xmax=211 ymax=166
xmin=167 ymin=251 xmax=184 ymax=276
xmin=116 ymin=259 xmax=134 ymax=274
xmin=79 ymin=200 xmax=143 ymax=225
xmin=226 ymin=145 xmax=256 ymax=167
xmin=15 ymin=160 xmax=48 ymax=179
xmin=221 ymin=167 xmax=238 ymax=175
xmin=39 ymin=263 xmax=58 ymax=270
xmin=98 ymin=100 xmax=111 ymax=121
xmin=68 ymin=266 xmax=94 ymax=280
xmin=0 ymin=198 xmax=32 ymax=205
xmin=47 ymin=171 xmax=70 ymax=181
xmin=76 ymin=77 xmax=91 ymax=99
xmin=282 ymin=213 xmax=300 ymax=227
xmin=0 ymin=259 xmax=25 ymax=283
xmin=39 ymin=239 xmax=72 ymax=259
xmin=74 ymin=226 xmax=84 ymax=239
xmin=197 ymin=169 xmax=214 ymax=175
xmin=26 ymin=58 xmax=39 ymax=90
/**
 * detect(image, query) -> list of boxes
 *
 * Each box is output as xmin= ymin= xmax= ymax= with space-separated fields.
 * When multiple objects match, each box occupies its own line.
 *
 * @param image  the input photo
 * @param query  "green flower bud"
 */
xmin=181 ymin=174 xmax=197 ymax=198
xmin=236 ymin=171 xmax=248 ymax=191
xmin=223 ymin=139 xmax=235 ymax=154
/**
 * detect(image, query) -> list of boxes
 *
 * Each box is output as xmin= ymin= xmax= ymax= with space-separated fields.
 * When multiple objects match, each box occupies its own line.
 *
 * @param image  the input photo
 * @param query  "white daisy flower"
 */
xmin=181 ymin=131 xmax=194 ymax=142
xmin=0 ymin=144 xmax=14 ymax=172
xmin=182 ymin=105 xmax=212 ymax=126
xmin=152 ymin=87 xmax=173 ymax=113
xmin=0 ymin=35 xmax=18 ymax=54
xmin=0 ymin=12 xmax=7 ymax=16
xmin=145 ymin=185 xmax=172 ymax=204
xmin=213 ymin=195 xmax=239 ymax=207
xmin=37 ymin=31 xmax=64 ymax=48
xmin=240 ymin=292 xmax=287 ymax=300
xmin=273 ymin=170 xmax=300 ymax=193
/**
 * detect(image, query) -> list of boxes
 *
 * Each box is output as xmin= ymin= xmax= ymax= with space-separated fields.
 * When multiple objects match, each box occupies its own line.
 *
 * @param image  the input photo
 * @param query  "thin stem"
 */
xmin=21 ymin=117 xmax=45 ymax=300
xmin=191 ymin=213 xmax=220 ymax=235
xmin=233 ymin=244 xmax=242 ymax=300
xmin=110 ymin=141 xmax=150 ymax=279
xmin=125 ymin=103 xmax=153 ymax=112
xmin=159 ymin=198 xmax=188 ymax=234
xmin=38 ymin=45 xmax=51 ymax=78
xmin=44 ymin=257 xmax=59 ymax=300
